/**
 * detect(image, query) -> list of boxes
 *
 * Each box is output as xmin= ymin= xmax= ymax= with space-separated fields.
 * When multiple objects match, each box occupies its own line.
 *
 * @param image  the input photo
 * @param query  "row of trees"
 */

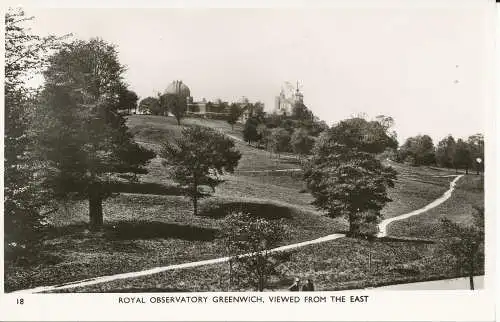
xmin=398 ymin=133 xmax=484 ymax=173
xmin=139 ymin=94 xmax=188 ymax=125
xmin=243 ymin=102 xmax=328 ymax=158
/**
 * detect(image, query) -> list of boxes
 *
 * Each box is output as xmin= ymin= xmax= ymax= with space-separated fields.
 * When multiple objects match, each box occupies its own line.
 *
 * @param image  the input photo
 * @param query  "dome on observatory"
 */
xmin=165 ymin=80 xmax=191 ymax=98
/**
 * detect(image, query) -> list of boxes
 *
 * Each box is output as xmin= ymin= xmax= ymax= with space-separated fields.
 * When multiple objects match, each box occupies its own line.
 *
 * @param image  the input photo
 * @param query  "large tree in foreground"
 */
xmin=36 ymin=38 xmax=155 ymax=229
xmin=303 ymin=117 xmax=397 ymax=236
xmin=160 ymin=126 xmax=241 ymax=216
xmin=4 ymin=8 xmax=65 ymax=251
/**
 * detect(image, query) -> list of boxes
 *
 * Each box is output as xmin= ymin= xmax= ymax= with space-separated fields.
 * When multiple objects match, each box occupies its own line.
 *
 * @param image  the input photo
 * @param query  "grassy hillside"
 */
xmin=5 ymin=115 xmax=484 ymax=292
xmin=63 ymin=175 xmax=483 ymax=293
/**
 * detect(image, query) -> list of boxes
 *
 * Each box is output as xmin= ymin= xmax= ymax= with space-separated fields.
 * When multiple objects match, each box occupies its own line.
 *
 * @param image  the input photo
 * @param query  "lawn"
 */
xmin=4 ymin=192 xmax=344 ymax=292
xmin=388 ymin=175 xmax=484 ymax=238
xmin=54 ymin=236 xmax=471 ymax=293
xmin=4 ymin=115 xmax=484 ymax=292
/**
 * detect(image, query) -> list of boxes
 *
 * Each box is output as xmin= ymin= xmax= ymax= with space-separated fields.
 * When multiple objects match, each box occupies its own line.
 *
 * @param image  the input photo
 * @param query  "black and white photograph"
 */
xmin=1 ymin=0 xmax=497 ymax=321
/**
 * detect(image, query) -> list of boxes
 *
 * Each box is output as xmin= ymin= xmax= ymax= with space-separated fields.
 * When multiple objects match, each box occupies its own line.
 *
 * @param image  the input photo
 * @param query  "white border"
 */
xmin=0 ymin=0 xmax=497 ymax=321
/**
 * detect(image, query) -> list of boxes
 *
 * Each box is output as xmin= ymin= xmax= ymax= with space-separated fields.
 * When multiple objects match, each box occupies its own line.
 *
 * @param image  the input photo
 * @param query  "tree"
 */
xmin=453 ymin=139 xmax=473 ymax=174
xmin=257 ymin=124 xmax=271 ymax=150
xmin=138 ymin=96 xmax=161 ymax=115
xmin=440 ymin=207 xmax=484 ymax=290
xmin=303 ymin=117 xmax=397 ymax=236
xmin=399 ymin=135 xmax=435 ymax=166
xmin=290 ymin=128 xmax=314 ymax=159
xmin=357 ymin=211 xmax=380 ymax=272
xmin=243 ymin=117 xmax=260 ymax=145
xmin=292 ymin=102 xmax=313 ymax=121
xmin=435 ymin=135 xmax=456 ymax=169
xmin=467 ymin=134 xmax=484 ymax=174
xmin=158 ymin=93 xmax=169 ymax=116
xmin=221 ymin=212 xmax=289 ymax=291
xmin=36 ymin=38 xmax=156 ymax=230
xmin=165 ymin=93 xmax=187 ymax=125
xmin=227 ymin=103 xmax=242 ymax=130
xmin=160 ymin=126 xmax=241 ymax=216
xmin=252 ymin=101 xmax=266 ymax=121
xmin=269 ymin=128 xmax=291 ymax=158
xmin=117 ymin=87 xmax=138 ymax=114
xmin=4 ymin=8 xmax=65 ymax=252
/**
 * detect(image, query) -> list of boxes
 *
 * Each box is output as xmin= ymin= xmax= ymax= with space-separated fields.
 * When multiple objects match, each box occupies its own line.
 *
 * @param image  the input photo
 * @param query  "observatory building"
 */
xmin=274 ymin=81 xmax=304 ymax=115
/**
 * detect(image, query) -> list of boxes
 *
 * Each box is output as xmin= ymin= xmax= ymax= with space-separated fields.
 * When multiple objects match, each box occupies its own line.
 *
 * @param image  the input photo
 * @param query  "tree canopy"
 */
xmin=399 ymin=135 xmax=435 ymax=166
xmin=291 ymin=128 xmax=315 ymax=158
xmin=164 ymin=93 xmax=187 ymax=125
xmin=160 ymin=125 xmax=241 ymax=216
xmin=440 ymin=207 xmax=484 ymax=289
xmin=435 ymin=135 xmax=456 ymax=169
xmin=35 ymin=38 xmax=155 ymax=229
xmin=138 ymin=96 xmax=161 ymax=115
xmin=269 ymin=127 xmax=291 ymax=157
xmin=303 ymin=117 xmax=397 ymax=236
xmin=453 ymin=139 xmax=473 ymax=174
xmin=221 ymin=212 xmax=288 ymax=291
xmin=117 ymin=87 xmax=139 ymax=114
xmin=4 ymin=8 xmax=66 ymax=251
xmin=227 ymin=103 xmax=242 ymax=130
xmin=243 ymin=117 xmax=260 ymax=144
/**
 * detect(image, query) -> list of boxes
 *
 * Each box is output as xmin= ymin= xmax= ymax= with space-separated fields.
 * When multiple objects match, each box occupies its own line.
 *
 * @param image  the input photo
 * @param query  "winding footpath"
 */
xmin=377 ymin=174 xmax=464 ymax=237
xmin=11 ymin=174 xmax=463 ymax=294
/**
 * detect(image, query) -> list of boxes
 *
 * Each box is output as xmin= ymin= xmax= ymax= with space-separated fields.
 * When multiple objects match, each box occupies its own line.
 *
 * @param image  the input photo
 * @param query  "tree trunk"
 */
xmin=469 ymin=275 xmax=474 ymax=290
xmin=228 ymin=259 xmax=233 ymax=291
xmin=192 ymin=178 xmax=198 ymax=216
xmin=348 ymin=213 xmax=358 ymax=237
xmin=469 ymin=257 xmax=475 ymax=290
xmin=368 ymin=242 xmax=372 ymax=273
xmin=89 ymin=187 xmax=103 ymax=230
xmin=193 ymin=194 xmax=198 ymax=216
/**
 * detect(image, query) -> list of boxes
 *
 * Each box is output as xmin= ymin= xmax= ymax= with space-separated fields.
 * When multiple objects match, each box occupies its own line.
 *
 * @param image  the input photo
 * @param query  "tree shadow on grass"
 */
xmin=42 ymin=221 xmax=219 ymax=242
xmin=199 ymin=201 xmax=293 ymax=220
xmin=107 ymin=221 xmax=219 ymax=241
xmin=109 ymin=182 xmax=185 ymax=196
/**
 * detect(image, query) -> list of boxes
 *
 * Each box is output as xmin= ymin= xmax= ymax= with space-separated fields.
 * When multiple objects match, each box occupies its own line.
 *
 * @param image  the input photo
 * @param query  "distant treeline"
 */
xmin=391 ymin=134 xmax=484 ymax=174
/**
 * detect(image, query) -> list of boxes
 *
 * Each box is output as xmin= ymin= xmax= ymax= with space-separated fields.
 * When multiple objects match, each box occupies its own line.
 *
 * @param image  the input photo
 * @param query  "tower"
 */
xmin=294 ymin=81 xmax=303 ymax=104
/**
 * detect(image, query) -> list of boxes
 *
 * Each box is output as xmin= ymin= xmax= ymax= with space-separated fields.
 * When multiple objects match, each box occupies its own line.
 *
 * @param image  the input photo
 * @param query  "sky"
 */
xmin=22 ymin=2 xmax=494 ymax=144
